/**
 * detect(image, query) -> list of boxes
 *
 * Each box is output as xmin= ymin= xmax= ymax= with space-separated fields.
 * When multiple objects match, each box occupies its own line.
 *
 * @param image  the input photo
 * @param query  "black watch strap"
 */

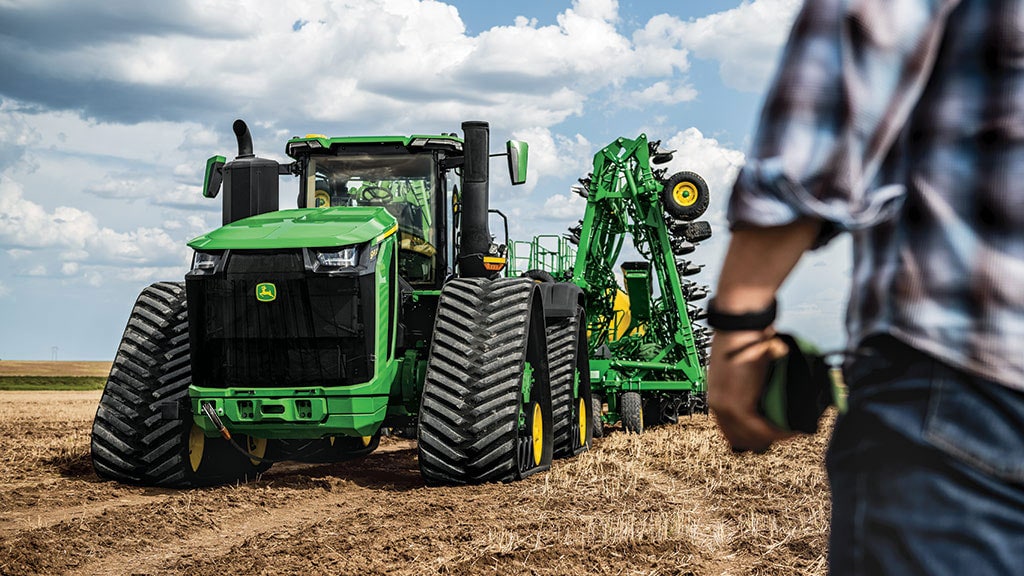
xmin=707 ymin=298 xmax=777 ymax=331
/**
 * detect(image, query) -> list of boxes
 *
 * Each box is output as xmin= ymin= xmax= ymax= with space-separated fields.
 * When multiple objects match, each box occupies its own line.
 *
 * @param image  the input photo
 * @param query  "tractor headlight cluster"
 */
xmin=314 ymin=246 xmax=359 ymax=271
xmin=307 ymin=242 xmax=382 ymax=274
xmin=190 ymin=251 xmax=224 ymax=275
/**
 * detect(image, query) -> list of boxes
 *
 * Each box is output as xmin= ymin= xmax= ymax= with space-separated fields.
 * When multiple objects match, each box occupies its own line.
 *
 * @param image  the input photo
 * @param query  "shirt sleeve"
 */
xmin=728 ymin=0 xmax=960 ymax=247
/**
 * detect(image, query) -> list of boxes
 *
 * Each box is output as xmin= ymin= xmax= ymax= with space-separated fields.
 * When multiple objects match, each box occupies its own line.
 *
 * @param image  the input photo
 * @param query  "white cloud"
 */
xmin=540 ymin=191 xmax=588 ymax=221
xmin=0 ymin=177 xmax=191 ymax=274
xmin=638 ymin=0 xmax=801 ymax=93
xmin=509 ymin=127 xmax=592 ymax=195
xmin=2 ymin=1 xmax=694 ymax=131
xmin=623 ymin=81 xmax=698 ymax=107
xmin=0 ymin=281 xmax=9 ymax=298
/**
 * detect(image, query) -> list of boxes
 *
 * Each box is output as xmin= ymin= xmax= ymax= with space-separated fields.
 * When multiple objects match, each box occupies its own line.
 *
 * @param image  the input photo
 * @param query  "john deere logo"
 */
xmin=255 ymin=283 xmax=277 ymax=302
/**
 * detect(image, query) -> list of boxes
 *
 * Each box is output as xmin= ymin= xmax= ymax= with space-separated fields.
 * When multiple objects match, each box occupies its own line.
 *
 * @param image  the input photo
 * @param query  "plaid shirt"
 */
xmin=728 ymin=0 xmax=1024 ymax=390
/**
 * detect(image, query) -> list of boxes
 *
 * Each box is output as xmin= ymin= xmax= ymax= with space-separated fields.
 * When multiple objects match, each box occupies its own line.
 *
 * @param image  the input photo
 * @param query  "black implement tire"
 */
xmin=522 ymin=269 xmax=556 ymax=283
xmin=418 ymin=278 xmax=553 ymax=485
xmin=643 ymin=395 xmax=681 ymax=427
xmin=681 ymin=221 xmax=713 ymax=243
xmin=662 ymin=171 xmax=710 ymax=221
xmin=621 ymin=391 xmax=644 ymax=434
xmin=549 ymin=307 xmax=593 ymax=458
xmin=592 ymin=393 xmax=605 ymax=438
xmin=90 ymin=282 xmax=267 ymax=487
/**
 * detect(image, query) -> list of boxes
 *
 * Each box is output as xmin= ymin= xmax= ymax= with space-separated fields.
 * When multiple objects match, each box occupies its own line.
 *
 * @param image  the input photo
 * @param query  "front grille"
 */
xmin=187 ymin=251 xmax=375 ymax=388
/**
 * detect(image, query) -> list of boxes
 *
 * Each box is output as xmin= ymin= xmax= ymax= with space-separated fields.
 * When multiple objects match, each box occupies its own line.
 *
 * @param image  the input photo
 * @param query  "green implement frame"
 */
xmin=509 ymin=134 xmax=713 ymax=432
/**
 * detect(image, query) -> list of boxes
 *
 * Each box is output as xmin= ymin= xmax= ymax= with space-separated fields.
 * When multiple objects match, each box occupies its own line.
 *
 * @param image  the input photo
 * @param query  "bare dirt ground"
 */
xmin=0 ymin=391 xmax=832 ymax=576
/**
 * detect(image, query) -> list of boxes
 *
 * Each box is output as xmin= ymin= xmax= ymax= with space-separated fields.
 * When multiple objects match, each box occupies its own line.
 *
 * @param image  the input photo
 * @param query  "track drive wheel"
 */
xmin=621 ymin=391 xmax=644 ymax=434
xmin=549 ymin=306 xmax=593 ymax=458
xmin=91 ymin=282 xmax=267 ymax=487
xmin=662 ymin=171 xmax=710 ymax=221
xmin=418 ymin=278 xmax=554 ymax=485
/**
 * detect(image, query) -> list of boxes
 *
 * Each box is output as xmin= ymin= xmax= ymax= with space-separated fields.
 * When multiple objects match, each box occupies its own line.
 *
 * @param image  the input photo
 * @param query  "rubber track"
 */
xmin=548 ymin=314 xmax=580 ymax=458
xmin=418 ymin=278 xmax=536 ymax=485
xmin=91 ymin=282 xmax=194 ymax=486
xmin=91 ymin=282 xmax=252 ymax=487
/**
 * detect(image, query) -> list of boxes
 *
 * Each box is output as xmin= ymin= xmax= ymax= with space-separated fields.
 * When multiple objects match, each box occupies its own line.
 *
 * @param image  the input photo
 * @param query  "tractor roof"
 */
xmin=285 ymin=133 xmax=463 ymax=159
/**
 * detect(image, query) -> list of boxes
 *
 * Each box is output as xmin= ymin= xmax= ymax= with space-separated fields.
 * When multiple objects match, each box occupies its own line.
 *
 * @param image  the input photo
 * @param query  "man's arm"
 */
xmin=708 ymin=220 xmax=820 ymax=452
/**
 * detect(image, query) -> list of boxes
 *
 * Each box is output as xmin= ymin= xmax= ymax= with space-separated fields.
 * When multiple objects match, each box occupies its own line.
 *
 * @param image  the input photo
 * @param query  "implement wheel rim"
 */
xmin=531 ymin=402 xmax=544 ymax=466
xmin=245 ymin=436 xmax=267 ymax=466
xmin=188 ymin=425 xmax=205 ymax=472
xmin=673 ymin=181 xmax=699 ymax=207
xmin=578 ymin=397 xmax=587 ymax=447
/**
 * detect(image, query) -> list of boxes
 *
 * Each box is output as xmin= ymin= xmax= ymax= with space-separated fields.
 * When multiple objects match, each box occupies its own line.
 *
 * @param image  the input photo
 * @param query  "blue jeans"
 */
xmin=827 ymin=336 xmax=1024 ymax=576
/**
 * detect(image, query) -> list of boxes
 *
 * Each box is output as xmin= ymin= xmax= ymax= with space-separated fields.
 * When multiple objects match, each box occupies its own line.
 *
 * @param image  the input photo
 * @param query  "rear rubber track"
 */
xmin=418 ymin=277 xmax=552 ymax=485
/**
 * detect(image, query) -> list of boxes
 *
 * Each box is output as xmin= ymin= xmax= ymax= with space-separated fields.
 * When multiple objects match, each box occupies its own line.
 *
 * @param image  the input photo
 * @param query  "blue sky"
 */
xmin=0 ymin=0 xmax=850 ymax=361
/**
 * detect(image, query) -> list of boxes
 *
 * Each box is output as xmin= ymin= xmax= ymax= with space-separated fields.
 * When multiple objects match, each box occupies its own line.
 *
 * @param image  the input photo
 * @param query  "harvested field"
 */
xmin=0 ymin=361 xmax=112 ymax=377
xmin=0 ymin=390 xmax=832 ymax=576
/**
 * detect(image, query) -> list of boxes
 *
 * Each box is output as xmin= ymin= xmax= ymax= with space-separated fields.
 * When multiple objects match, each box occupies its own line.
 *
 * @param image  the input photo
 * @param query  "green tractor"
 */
xmin=90 ymin=120 xmax=593 ymax=487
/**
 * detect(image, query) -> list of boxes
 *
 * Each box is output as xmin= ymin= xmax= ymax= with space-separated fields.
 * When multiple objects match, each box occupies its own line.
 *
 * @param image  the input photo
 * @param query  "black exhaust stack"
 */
xmin=220 ymin=119 xmax=279 ymax=225
xmin=458 ymin=121 xmax=493 ymax=278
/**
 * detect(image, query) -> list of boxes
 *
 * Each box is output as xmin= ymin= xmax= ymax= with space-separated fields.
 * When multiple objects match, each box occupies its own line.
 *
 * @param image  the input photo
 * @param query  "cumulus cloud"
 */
xmin=637 ymin=0 xmax=801 ymax=93
xmin=0 ymin=0 xmax=692 ymax=131
xmin=509 ymin=127 xmax=592 ymax=195
xmin=540 ymin=190 xmax=588 ymax=221
xmin=0 ymin=177 xmax=191 ymax=273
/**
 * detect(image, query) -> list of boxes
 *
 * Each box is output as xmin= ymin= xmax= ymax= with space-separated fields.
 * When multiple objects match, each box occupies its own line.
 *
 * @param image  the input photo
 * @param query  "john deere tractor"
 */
xmin=90 ymin=120 xmax=593 ymax=487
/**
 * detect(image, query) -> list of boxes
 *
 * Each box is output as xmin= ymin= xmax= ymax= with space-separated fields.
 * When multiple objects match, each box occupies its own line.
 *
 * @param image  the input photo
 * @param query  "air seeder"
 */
xmin=508 ymin=135 xmax=714 ymax=435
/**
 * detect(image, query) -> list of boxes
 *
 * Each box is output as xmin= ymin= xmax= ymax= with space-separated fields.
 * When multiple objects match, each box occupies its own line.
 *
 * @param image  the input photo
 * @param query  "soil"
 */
xmin=0 ymin=391 xmax=832 ymax=576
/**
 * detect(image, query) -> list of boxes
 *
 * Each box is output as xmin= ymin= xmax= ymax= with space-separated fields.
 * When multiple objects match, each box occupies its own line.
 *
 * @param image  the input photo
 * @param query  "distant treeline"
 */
xmin=0 ymin=376 xmax=106 ymax=391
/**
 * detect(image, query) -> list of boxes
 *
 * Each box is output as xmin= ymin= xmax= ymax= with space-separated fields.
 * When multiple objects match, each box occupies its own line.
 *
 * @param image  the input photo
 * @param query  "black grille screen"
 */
xmin=187 ymin=252 xmax=375 ymax=388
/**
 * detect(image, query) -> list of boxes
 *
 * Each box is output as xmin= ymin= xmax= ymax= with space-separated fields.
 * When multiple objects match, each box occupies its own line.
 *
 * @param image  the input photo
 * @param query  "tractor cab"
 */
xmin=286 ymin=135 xmax=464 ymax=288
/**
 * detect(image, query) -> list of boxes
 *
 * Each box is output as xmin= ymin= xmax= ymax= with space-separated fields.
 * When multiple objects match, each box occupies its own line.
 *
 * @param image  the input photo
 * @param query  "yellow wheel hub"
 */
xmin=188 ymin=425 xmax=205 ymax=472
xmin=245 ymin=436 xmax=267 ymax=466
xmin=672 ymin=181 xmax=699 ymax=207
xmin=578 ymin=397 xmax=587 ymax=447
xmin=531 ymin=402 xmax=544 ymax=466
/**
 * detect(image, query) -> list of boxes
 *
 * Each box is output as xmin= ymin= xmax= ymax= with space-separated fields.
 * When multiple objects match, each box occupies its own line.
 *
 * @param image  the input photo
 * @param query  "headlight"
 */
xmin=190 ymin=251 xmax=224 ymax=275
xmin=313 ymin=246 xmax=359 ymax=272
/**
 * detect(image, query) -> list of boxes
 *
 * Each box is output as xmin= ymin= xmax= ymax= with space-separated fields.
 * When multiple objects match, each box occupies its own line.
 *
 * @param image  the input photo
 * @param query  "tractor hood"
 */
xmin=188 ymin=207 xmax=398 ymax=250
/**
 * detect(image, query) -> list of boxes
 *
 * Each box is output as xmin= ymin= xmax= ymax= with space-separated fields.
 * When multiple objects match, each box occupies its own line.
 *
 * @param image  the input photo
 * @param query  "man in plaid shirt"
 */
xmin=708 ymin=0 xmax=1024 ymax=573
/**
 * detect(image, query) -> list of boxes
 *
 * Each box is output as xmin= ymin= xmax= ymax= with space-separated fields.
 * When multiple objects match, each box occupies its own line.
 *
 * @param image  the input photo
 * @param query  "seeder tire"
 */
xmin=621 ymin=391 xmax=644 ymax=434
xmin=418 ymin=278 xmax=553 ymax=485
xmin=592 ymin=393 xmax=605 ymax=438
xmin=90 ymin=282 xmax=266 ymax=487
xmin=662 ymin=171 xmax=710 ymax=221
xmin=549 ymin=307 xmax=593 ymax=458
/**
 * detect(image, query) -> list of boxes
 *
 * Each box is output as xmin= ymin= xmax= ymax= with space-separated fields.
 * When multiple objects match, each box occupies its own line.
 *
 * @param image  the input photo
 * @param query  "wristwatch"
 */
xmin=706 ymin=297 xmax=777 ymax=331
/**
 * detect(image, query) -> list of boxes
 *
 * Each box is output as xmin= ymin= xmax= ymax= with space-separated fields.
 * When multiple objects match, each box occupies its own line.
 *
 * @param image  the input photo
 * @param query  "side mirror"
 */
xmin=506 ymin=140 xmax=528 ymax=186
xmin=203 ymin=155 xmax=225 ymax=199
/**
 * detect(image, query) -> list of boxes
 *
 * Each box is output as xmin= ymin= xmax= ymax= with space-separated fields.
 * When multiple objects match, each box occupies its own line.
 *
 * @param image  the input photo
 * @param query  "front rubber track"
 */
xmin=418 ymin=277 xmax=554 ymax=485
xmin=90 ymin=281 xmax=262 ymax=487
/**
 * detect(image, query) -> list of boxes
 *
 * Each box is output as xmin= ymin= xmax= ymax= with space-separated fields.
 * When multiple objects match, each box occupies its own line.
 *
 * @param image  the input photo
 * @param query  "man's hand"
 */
xmin=708 ymin=221 xmax=821 ymax=452
xmin=708 ymin=329 xmax=794 ymax=452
